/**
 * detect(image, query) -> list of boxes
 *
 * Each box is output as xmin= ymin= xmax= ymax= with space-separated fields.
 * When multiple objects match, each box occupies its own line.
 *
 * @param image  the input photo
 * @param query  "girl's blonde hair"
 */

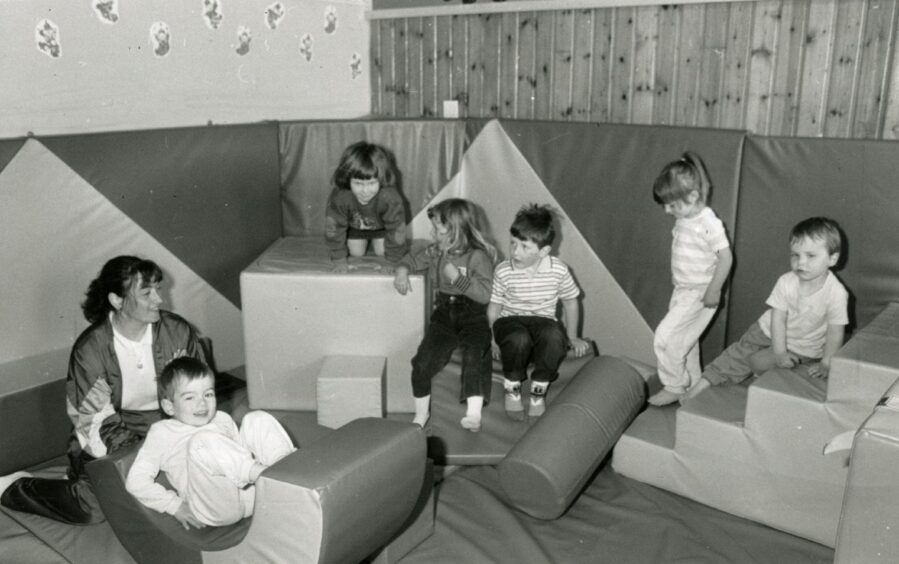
xmin=652 ymin=151 xmax=712 ymax=205
xmin=427 ymin=198 xmax=497 ymax=262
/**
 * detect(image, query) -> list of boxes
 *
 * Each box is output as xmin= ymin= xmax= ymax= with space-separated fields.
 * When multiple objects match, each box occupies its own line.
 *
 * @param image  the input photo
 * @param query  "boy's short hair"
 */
xmin=158 ymin=357 xmax=214 ymax=402
xmin=791 ymin=217 xmax=842 ymax=255
xmin=510 ymin=203 xmax=556 ymax=249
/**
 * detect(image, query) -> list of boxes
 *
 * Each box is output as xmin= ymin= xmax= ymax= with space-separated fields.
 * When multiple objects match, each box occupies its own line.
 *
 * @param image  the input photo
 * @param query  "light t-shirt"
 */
xmin=112 ymin=319 xmax=158 ymax=411
xmin=490 ymin=255 xmax=580 ymax=319
xmin=757 ymin=271 xmax=849 ymax=358
xmin=670 ymin=206 xmax=730 ymax=288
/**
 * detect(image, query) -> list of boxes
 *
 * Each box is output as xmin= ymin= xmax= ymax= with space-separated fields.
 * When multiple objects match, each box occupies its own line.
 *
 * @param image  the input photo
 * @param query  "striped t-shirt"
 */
xmin=490 ymin=256 xmax=580 ymax=319
xmin=670 ymin=206 xmax=730 ymax=288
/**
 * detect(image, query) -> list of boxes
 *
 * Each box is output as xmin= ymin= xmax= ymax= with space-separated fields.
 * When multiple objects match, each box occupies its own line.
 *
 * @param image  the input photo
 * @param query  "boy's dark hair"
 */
xmin=158 ymin=357 xmax=214 ymax=403
xmin=510 ymin=203 xmax=556 ymax=249
xmin=791 ymin=216 xmax=842 ymax=255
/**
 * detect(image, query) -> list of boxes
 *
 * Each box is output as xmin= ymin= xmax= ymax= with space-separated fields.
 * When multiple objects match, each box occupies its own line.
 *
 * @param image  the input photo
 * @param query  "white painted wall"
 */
xmin=0 ymin=0 xmax=371 ymax=138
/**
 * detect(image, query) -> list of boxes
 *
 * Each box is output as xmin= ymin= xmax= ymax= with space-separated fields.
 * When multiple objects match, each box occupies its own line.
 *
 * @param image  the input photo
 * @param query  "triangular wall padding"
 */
xmin=414 ymin=120 xmax=654 ymax=364
xmin=494 ymin=120 xmax=745 ymax=359
xmin=0 ymin=139 xmax=244 ymax=370
xmin=0 ymin=139 xmax=24 ymax=175
xmin=40 ymin=124 xmax=282 ymax=307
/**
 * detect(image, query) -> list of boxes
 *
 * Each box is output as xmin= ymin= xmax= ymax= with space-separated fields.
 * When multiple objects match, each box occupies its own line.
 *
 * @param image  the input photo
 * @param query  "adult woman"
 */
xmin=0 ymin=256 xmax=206 ymax=524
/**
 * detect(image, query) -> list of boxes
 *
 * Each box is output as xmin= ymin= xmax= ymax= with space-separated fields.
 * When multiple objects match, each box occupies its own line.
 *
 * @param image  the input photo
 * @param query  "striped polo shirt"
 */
xmin=490 ymin=256 xmax=580 ymax=319
xmin=670 ymin=206 xmax=730 ymax=288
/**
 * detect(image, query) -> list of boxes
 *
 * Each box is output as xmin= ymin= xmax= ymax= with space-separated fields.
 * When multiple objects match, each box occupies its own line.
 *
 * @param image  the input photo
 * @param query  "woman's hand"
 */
xmin=442 ymin=261 xmax=460 ymax=284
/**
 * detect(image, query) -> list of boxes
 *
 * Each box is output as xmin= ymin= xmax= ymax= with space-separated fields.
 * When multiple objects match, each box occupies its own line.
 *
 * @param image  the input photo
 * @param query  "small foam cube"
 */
xmin=317 ymin=355 xmax=387 ymax=429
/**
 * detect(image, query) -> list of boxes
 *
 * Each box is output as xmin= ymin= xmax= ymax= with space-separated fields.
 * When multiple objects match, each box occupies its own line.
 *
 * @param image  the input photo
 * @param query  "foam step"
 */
xmin=676 ymin=384 xmax=747 ymax=455
xmin=611 ymin=405 xmax=677 ymax=487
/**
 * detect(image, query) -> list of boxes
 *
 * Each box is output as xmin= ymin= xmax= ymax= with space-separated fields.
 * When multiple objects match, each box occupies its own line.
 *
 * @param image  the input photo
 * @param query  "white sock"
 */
xmin=531 ymin=381 xmax=548 ymax=396
xmin=504 ymin=378 xmax=520 ymax=393
xmin=466 ymin=396 xmax=484 ymax=420
xmin=413 ymin=395 xmax=430 ymax=427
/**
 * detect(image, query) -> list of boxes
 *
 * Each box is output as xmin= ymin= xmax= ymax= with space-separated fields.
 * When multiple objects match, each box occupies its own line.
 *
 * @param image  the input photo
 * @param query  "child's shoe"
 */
xmin=529 ymin=396 xmax=546 ymax=417
xmin=503 ymin=379 xmax=525 ymax=421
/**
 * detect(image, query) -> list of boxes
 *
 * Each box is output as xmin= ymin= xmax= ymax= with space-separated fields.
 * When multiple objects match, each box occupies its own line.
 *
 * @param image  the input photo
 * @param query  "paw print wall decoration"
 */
xmin=150 ymin=21 xmax=171 ymax=57
xmin=300 ymin=33 xmax=313 ymax=62
xmin=265 ymin=2 xmax=285 ymax=30
xmin=236 ymin=26 xmax=251 ymax=55
xmin=324 ymin=6 xmax=337 ymax=34
xmin=35 ymin=19 xmax=61 ymax=58
xmin=93 ymin=0 xmax=119 ymax=24
xmin=203 ymin=0 xmax=224 ymax=30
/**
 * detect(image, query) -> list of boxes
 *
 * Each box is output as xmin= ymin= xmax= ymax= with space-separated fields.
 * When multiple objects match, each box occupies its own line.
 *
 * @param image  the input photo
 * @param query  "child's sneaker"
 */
xmin=504 ymin=391 xmax=525 ymax=421
xmin=529 ymin=395 xmax=546 ymax=418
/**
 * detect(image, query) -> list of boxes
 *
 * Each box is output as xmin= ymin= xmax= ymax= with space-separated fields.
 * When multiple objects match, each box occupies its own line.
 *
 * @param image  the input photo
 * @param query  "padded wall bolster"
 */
xmin=497 ymin=356 xmax=645 ymax=520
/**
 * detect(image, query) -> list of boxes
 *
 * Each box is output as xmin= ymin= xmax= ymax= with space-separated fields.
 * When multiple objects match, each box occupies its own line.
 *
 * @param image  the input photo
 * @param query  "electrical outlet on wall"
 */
xmin=443 ymin=100 xmax=459 ymax=119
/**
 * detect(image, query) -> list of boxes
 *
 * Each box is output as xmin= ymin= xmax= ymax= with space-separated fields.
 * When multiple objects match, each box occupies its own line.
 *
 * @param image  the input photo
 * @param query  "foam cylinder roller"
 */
xmin=498 ymin=356 xmax=646 ymax=520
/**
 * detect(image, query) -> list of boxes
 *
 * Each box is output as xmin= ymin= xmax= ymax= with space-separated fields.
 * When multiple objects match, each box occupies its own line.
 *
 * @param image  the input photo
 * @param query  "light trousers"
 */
xmin=653 ymin=287 xmax=716 ymax=394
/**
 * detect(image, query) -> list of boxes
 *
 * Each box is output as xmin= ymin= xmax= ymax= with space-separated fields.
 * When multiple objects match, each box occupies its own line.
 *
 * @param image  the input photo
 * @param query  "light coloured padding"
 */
xmin=241 ymin=236 xmax=425 ymax=413
xmin=316 ymin=355 xmax=386 ymax=429
xmin=834 ymin=380 xmax=899 ymax=563
xmin=498 ymin=356 xmax=645 ymax=519
xmin=0 ymin=349 xmax=71 ymax=473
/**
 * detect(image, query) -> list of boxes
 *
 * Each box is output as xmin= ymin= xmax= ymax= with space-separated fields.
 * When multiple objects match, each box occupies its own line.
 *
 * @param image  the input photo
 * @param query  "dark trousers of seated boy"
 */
xmin=411 ymin=294 xmax=492 ymax=403
xmin=492 ymin=316 xmax=569 ymax=418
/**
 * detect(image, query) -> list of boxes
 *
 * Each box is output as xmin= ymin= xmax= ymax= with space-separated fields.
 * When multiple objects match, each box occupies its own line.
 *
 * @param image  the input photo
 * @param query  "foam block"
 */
xmin=498 ymin=356 xmax=645 ymax=519
xmin=317 ymin=355 xmax=387 ymax=429
xmin=240 ymin=236 xmax=425 ymax=413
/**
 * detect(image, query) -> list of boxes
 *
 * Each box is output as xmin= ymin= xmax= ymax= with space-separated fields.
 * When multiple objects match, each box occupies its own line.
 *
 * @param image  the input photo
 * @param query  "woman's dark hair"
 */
xmin=81 ymin=256 xmax=163 ymax=325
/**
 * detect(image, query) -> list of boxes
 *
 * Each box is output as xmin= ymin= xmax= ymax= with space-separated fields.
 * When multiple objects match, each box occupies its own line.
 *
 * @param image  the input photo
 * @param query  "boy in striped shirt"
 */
xmin=487 ymin=204 xmax=591 ymax=421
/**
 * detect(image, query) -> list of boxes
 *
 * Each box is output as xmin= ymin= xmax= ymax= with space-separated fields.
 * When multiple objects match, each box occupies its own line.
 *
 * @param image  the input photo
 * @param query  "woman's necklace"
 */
xmin=111 ymin=314 xmax=149 ymax=370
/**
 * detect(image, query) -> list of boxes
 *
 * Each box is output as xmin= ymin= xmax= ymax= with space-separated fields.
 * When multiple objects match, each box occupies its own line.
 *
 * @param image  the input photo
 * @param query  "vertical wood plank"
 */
xmin=590 ymin=8 xmax=614 ymax=123
xmin=452 ymin=16 xmax=469 ymax=115
xmin=745 ymin=0 xmax=781 ymax=135
xmin=421 ymin=17 xmax=437 ymax=117
xmin=500 ymin=13 xmax=519 ymax=118
xmin=571 ymin=9 xmax=594 ymax=122
xmin=406 ymin=18 xmax=424 ymax=118
xmin=853 ymin=0 xmax=898 ymax=138
xmin=653 ymin=4 xmax=680 ymax=125
xmin=517 ymin=12 xmax=538 ymax=119
xmin=673 ymin=4 xmax=704 ymax=126
xmin=609 ymin=7 xmax=635 ymax=123
xmin=552 ymin=10 xmax=575 ymax=120
xmin=393 ymin=19 xmax=409 ymax=117
xmin=632 ymin=6 xmax=659 ymax=124
xmin=696 ymin=4 xmax=728 ymax=128
xmin=483 ymin=13 xmax=503 ymax=116
xmin=534 ymin=11 xmax=555 ymax=120
xmin=379 ymin=20 xmax=397 ymax=117
xmin=768 ymin=0 xmax=808 ymax=136
xmin=436 ymin=15 xmax=453 ymax=115
xmin=371 ymin=21 xmax=383 ymax=115
xmin=720 ymin=2 xmax=753 ymax=130
xmin=467 ymin=15 xmax=487 ymax=117
xmin=797 ymin=0 xmax=837 ymax=136
xmin=823 ymin=0 xmax=864 ymax=137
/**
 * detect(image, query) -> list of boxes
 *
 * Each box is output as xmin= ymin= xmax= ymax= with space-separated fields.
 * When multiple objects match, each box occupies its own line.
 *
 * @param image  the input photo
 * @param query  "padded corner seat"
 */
xmin=87 ymin=417 xmax=428 ymax=564
xmin=240 ymin=235 xmax=425 ymax=414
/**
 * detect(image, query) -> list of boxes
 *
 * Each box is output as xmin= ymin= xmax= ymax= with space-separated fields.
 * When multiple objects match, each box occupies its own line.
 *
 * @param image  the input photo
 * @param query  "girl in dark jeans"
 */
xmin=393 ymin=199 xmax=496 ymax=432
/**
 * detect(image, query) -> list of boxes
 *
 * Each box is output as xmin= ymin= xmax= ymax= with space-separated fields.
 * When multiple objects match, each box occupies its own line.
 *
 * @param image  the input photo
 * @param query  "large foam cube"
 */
xmin=317 ymin=355 xmax=387 ymax=429
xmin=240 ymin=236 xmax=425 ymax=413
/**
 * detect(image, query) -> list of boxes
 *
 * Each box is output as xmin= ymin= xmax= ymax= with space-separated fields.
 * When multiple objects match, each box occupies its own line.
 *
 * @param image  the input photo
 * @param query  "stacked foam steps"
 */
xmin=613 ymin=303 xmax=899 ymax=547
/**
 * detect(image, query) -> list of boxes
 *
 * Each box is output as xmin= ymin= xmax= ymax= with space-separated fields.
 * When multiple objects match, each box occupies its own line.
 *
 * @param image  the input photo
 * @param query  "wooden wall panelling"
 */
xmin=610 ymin=8 xmax=635 ymax=123
xmin=467 ymin=15 xmax=486 ymax=116
xmin=631 ymin=6 xmax=659 ymax=124
xmin=854 ymin=0 xmax=898 ymax=138
xmin=436 ymin=16 xmax=454 ymax=114
xmin=674 ymin=4 xmax=704 ymax=127
xmin=571 ymin=10 xmax=595 ymax=121
xmin=552 ymin=10 xmax=575 ymax=120
xmin=589 ymin=9 xmax=614 ymax=123
xmin=797 ymin=0 xmax=837 ymax=136
xmin=745 ymin=0 xmax=780 ymax=135
xmin=696 ymin=4 xmax=728 ymax=128
xmin=767 ymin=0 xmax=808 ymax=136
xmin=517 ymin=12 xmax=538 ymax=119
xmin=395 ymin=19 xmax=411 ymax=116
xmin=377 ymin=19 xmax=397 ymax=116
xmin=407 ymin=18 xmax=425 ymax=117
xmin=824 ymin=0 xmax=864 ymax=137
xmin=883 ymin=3 xmax=899 ymax=139
xmin=653 ymin=5 xmax=680 ymax=125
xmin=719 ymin=3 xmax=753 ymax=130
xmin=452 ymin=16 xmax=470 ymax=114
xmin=483 ymin=13 xmax=503 ymax=116
xmin=420 ymin=17 xmax=437 ymax=117
xmin=500 ymin=13 xmax=520 ymax=117
xmin=534 ymin=12 xmax=555 ymax=120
